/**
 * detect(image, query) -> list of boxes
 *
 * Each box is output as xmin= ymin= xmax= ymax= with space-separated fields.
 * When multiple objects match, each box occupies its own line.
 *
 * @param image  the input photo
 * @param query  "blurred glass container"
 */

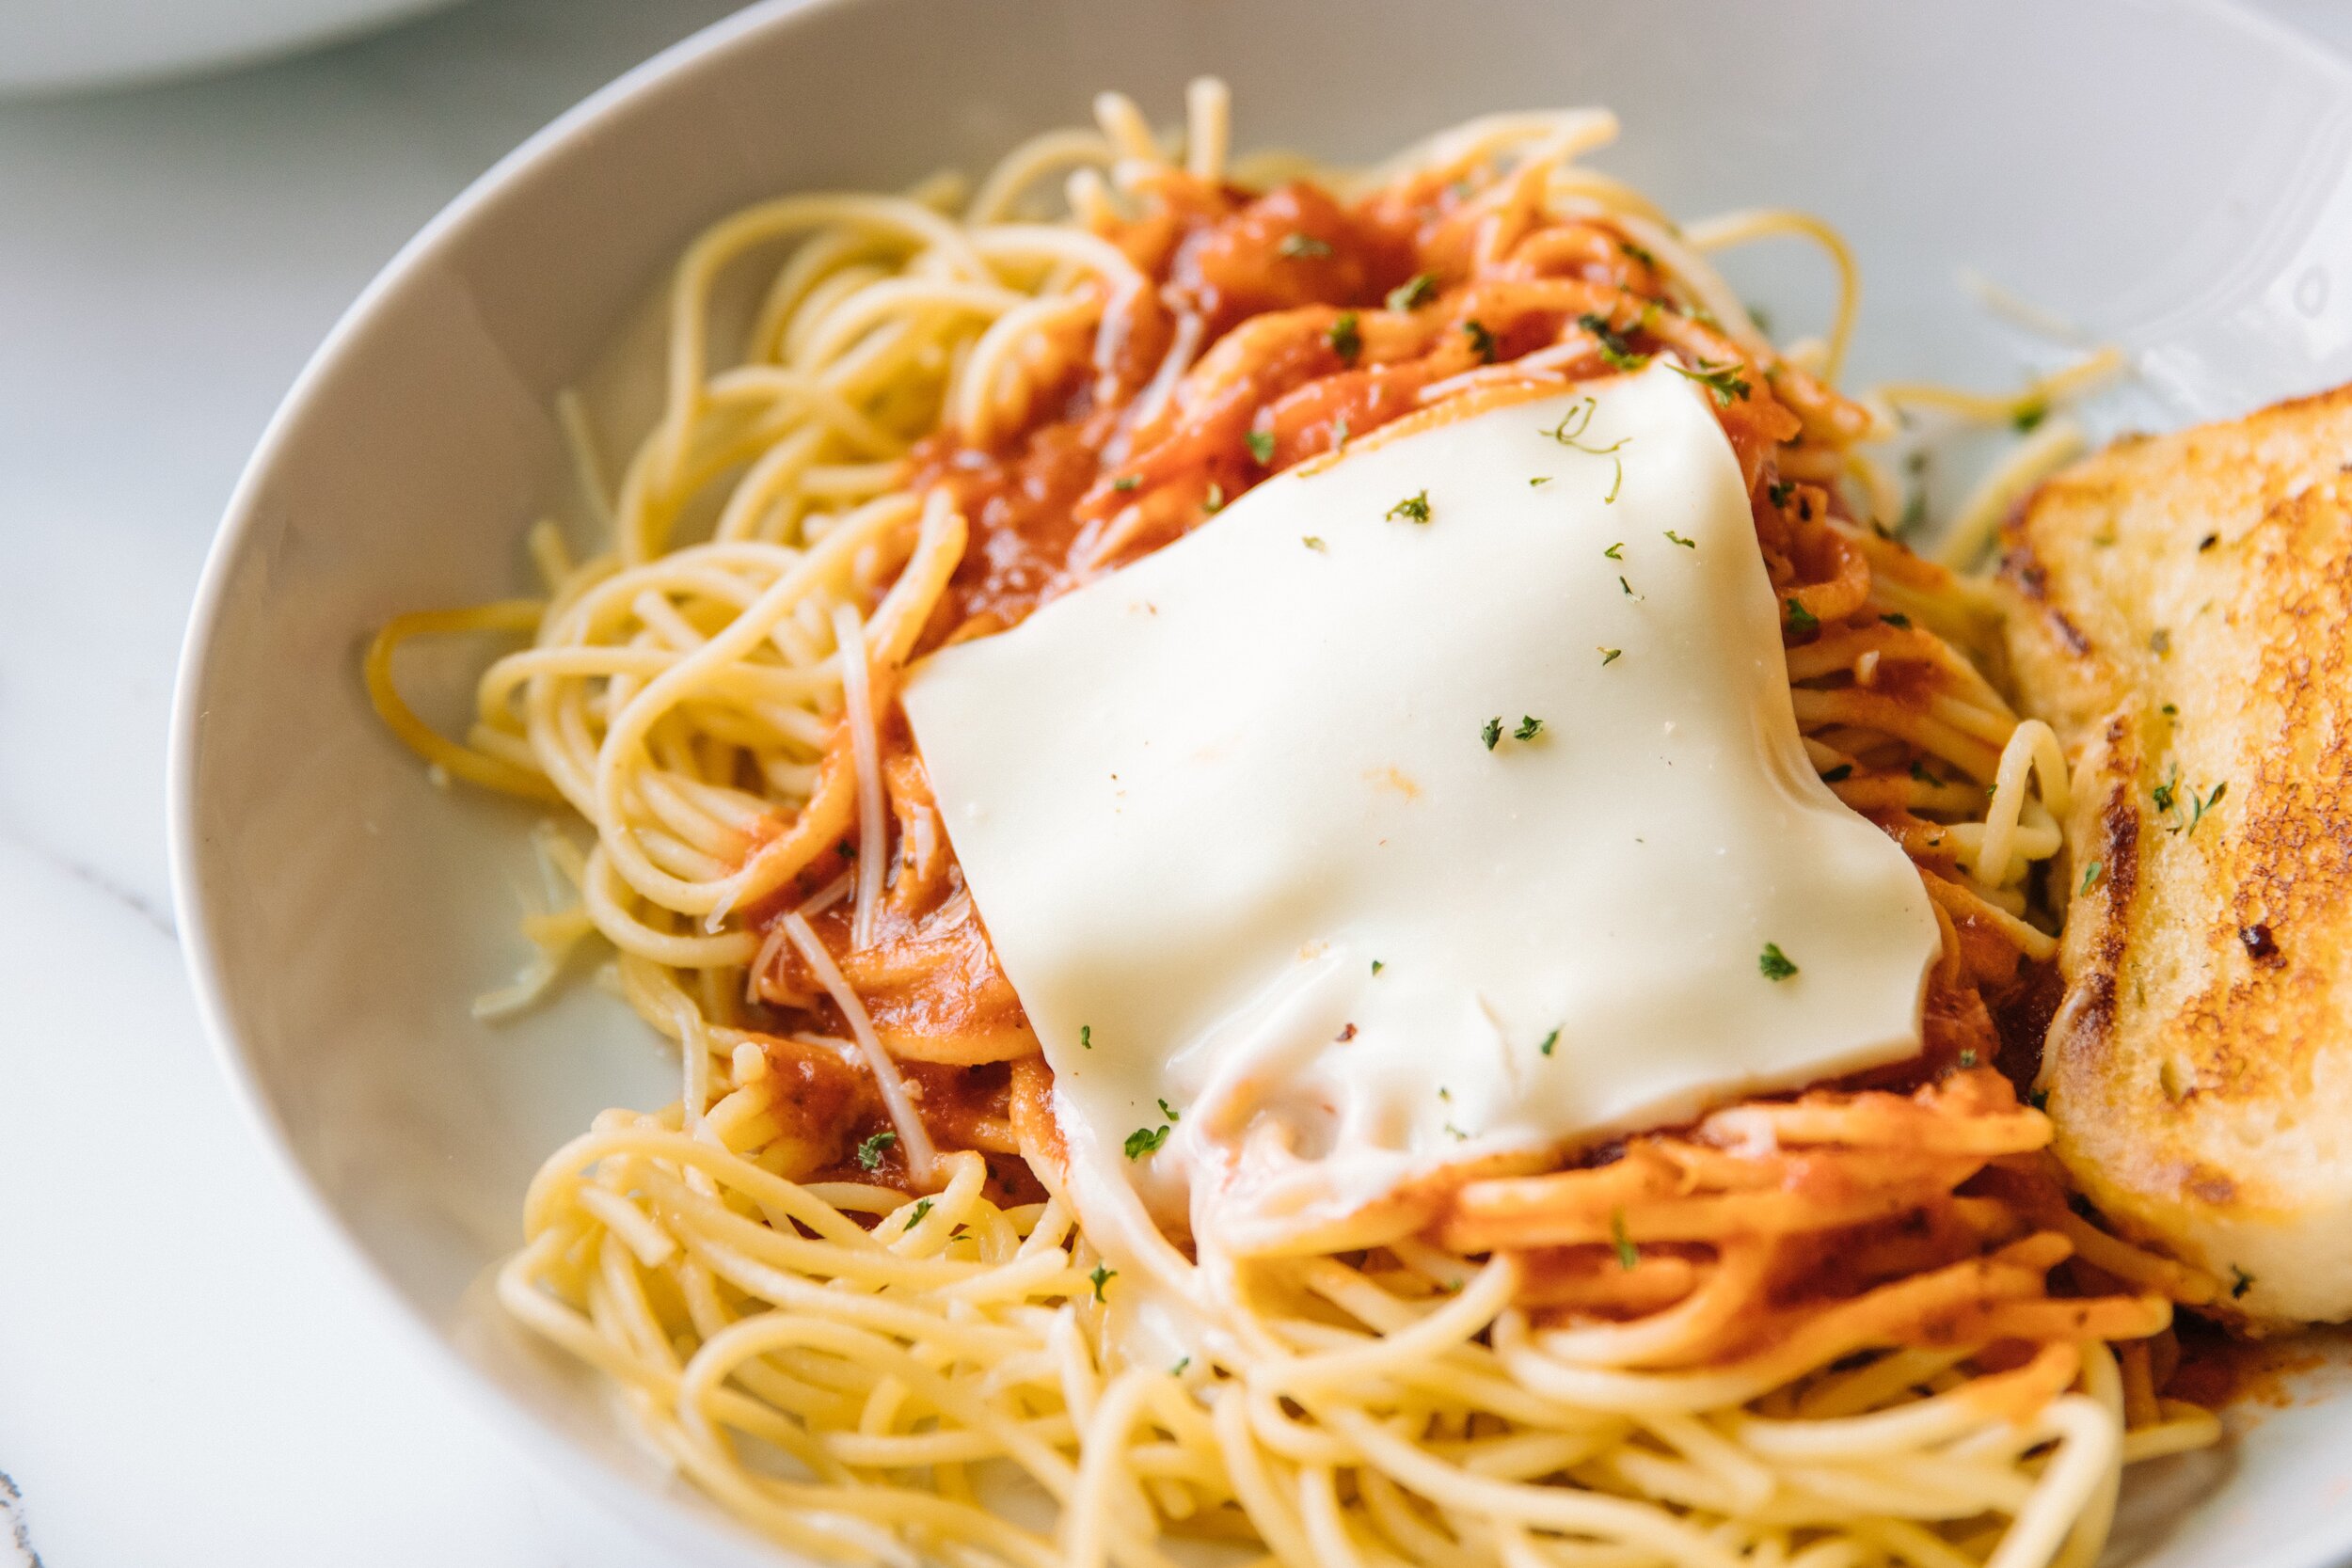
xmin=0 ymin=0 xmax=466 ymax=96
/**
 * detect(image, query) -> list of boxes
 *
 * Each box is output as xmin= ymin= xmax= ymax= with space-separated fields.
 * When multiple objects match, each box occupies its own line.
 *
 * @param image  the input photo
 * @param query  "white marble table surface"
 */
xmin=4 ymin=1 xmax=2349 ymax=1562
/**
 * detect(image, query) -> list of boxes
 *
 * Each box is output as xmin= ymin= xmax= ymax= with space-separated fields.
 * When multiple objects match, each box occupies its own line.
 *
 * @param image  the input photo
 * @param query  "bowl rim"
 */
xmin=165 ymin=0 xmax=865 ymax=1559
xmin=164 ymin=1 xmax=2352 ymax=1563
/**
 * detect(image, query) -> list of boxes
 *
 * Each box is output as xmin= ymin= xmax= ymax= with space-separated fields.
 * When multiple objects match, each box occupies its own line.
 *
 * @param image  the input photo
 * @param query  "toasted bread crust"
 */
xmin=2000 ymin=384 xmax=2352 ymax=1326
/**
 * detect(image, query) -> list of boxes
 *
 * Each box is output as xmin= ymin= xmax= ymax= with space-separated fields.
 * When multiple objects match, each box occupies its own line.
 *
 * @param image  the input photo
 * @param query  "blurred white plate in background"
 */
xmin=0 ymin=0 xmax=464 ymax=97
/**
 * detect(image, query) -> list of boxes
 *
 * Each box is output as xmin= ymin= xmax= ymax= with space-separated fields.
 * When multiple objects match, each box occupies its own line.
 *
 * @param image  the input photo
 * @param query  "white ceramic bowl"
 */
xmin=0 ymin=0 xmax=465 ymax=97
xmin=170 ymin=1 xmax=2352 ymax=1562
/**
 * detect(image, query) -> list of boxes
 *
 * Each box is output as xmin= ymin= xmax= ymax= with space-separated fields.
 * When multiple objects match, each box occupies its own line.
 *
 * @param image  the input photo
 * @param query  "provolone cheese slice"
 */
xmin=903 ymin=366 xmax=1938 ymax=1279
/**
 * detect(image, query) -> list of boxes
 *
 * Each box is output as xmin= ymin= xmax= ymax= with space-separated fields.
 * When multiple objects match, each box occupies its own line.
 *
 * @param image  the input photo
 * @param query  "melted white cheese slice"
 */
xmin=903 ymin=366 xmax=1938 ymax=1283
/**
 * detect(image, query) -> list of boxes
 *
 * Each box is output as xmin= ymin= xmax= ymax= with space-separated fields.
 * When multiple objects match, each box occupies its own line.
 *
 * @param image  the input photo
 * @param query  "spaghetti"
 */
xmin=369 ymin=84 xmax=2217 ymax=1568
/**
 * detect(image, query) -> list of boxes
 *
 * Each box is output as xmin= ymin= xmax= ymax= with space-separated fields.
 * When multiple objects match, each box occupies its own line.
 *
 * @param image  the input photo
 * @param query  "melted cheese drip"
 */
xmin=904 ymin=367 xmax=1937 ymax=1311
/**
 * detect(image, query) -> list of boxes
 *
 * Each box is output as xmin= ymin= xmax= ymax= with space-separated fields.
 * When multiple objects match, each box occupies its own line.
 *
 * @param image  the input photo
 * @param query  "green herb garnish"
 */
xmin=1599 ymin=647 xmax=1623 ymax=666
xmin=1245 ymin=429 xmax=1276 ymax=464
xmin=2231 ymin=1266 xmax=2254 ymax=1300
xmin=1603 ymin=542 xmax=1624 ymax=560
xmin=1539 ymin=1028 xmax=1559 ymax=1057
xmin=1371 ymin=959 xmax=1385 ymax=975
xmin=1663 ymin=531 xmax=1694 ymax=548
xmin=1111 ymin=475 xmax=1139 ymax=492
xmin=1202 ymin=482 xmax=1225 ymax=515
xmin=1089 ymin=1264 xmax=1116 ymax=1301
xmin=1515 ymin=716 xmax=1543 ymax=741
xmin=2079 ymin=859 xmax=2105 ymax=896
xmin=1668 ymin=358 xmax=1752 ymax=404
xmin=905 ymin=1197 xmax=934 ymax=1228
xmin=1785 ymin=598 xmax=1820 ymax=633
xmin=1124 ymin=1125 xmax=1169 ymax=1160
xmin=1757 ymin=942 xmax=1799 ymax=981
xmin=1388 ymin=489 xmax=1432 ymax=524
xmin=854 ymin=1131 xmax=898 ymax=1171
xmin=1481 ymin=717 xmax=1503 ymax=751
xmin=1080 ymin=1024 xmax=1092 ymax=1050
xmin=2012 ymin=398 xmax=2049 ymax=433
xmin=1278 ymin=231 xmax=1333 ymax=259
xmin=1158 ymin=1098 xmax=1181 ymax=1122
xmin=1327 ymin=310 xmax=1361 ymax=364
xmin=1386 ymin=272 xmax=1438 ymax=312
xmin=1577 ymin=311 xmax=1649 ymax=372
xmin=1611 ymin=1209 xmax=1639 ymax=1270
xmin=1302 ymin=535 xmax=1327 ymax=552
xmin=1463 ymin=318 xmax=1498 ymax=362
xmin=1820 ymin=764 xmax=1853 ymax=784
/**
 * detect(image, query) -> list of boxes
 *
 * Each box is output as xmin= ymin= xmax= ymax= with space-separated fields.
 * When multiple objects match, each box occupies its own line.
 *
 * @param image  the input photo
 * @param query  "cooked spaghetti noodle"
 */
xmin=368 ymin=85 xmax=2217 ymax=1568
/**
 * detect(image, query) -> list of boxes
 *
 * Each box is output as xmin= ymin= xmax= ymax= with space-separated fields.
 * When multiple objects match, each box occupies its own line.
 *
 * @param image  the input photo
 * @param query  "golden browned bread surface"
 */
xmin=2000 ymin=384 xmax=2352 ymax=1326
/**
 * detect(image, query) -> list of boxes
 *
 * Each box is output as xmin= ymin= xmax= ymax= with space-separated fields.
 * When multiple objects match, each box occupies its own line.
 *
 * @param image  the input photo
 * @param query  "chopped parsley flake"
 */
xmin=2161 ymin=703 xmax=2178 ymax=718
xmin=1245 ymin=428 xmax=1276 ymax=464
xmin=1443 ymin=1122 xmax=1469 ymax=1140
xmin=1611 ymin=1209 xmax=1639 ymax=1270
xmin=905 ymin=1197 xmax=933 ymax=1228
xmin=837 ymin=837 xmax=857 ymax=861
xmin=1386 ymin=272 xmax=1438 ymax=312
xmin=1577 ymin=311 xmax=1649 ymax=371
xmin=1372 ymin=958 xmax=1385 ymax=975
xmin=2080 ymin=859 xmax=2105 ymax=896
xmin=1089 ymin=1263 xmax=1116 ymax=1301
xmin=1757 ymin=942 xmax=1799 ymax=981
xmin=1481 ymin=717 xmax=1503 ymax=751
xmin=854 ymin=1131 xmax=898 ymax=1170
xmin=1619 ymin=575 xmax=1636 ymax=596
xmin=2012 ymin=398 xmax=2049 ymax=433
xmin=1530 ymin=475 xmax=1552 ymax=486
xmin=1883 ymin=612 xmax=1912 ymax=629
xmin=1768 ymin=480 xmax=1795 ymax=507
xmin=2153 ymin=768 xmax=2179 ymax=817
xmin=1515 ymin=715 xmax=1544 ymax=741
xmin=1618 ymin=238 xmax=1657 ymax=268
xmin=1302 ymin=534 xmax=1327 ymax=552
xmin=1538 ymin=399 xmax=1629 ymax=502
xmin=1278 ymin=231 xmax=1333 ymax=259
xmin=1124 ymin=1125 xmax=1170 ymax=1160
xmin=1539 ymin=1028 xmax=1559 ymax=1058
xmin=1080 ymin=1024 xmax=1092 ymax=1050
xmin=1909 ymin=759 xmax=1943 ymax=786
xmin=1330 ymin=416 xmax=1350 ymax=448
xmin=1599 ymin=647 xmax=1623 ymax=666
xmin=1327 ymin=310 xmax=1362 ymax=364
xmin=2231 ymin=1265 xmax=2254 ymax=1300
xmin=1202 ymin=482 xmax=1226 ymax=515
xmin=1785 ymin=598 xmax=1820 ymax=633
xmin=2028 ymin=1088 xmax=2050 ymax=1112
xmin=1112 ymin=475 xmax=1139 ymax=492
xmin=1388 ymin=489 xmax=1432 ymax=524
xmin=1820 ymin=764 xmax=1853 ymax=784
xmin=1958 ymin=1049 xmax=1979 ymax=1069
xmin=1463 ymin=318 xmax=1498 ymax=362
xmin=1668 ymin=358 xmax=1752 ymax=404
xmin=1170 ymin=1356 xmax=1190 ymax=1375
xmin=1663 ymin=530 xmax=1695 ymax=548
xmin=2188 ymin=780 xmax=2227 ymax=833
xmin=1603 ymin=542 xmax=1624 ymax=560
xmin=1158 ymin=1098 xmax=1181 ymax=1122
